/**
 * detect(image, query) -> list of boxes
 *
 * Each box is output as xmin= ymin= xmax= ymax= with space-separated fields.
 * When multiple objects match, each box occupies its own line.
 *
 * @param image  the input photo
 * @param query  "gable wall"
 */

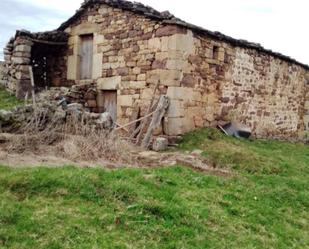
xmin=64 ymin=3 xmax=200 ymax=135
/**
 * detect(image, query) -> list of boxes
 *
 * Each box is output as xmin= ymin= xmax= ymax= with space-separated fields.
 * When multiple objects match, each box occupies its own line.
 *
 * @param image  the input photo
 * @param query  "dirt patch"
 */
xmin=0 ymin=133 xmax=230 ymax=177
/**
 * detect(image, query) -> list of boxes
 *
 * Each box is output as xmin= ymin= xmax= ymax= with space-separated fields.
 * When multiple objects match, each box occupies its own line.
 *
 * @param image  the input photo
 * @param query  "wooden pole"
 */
xmin=114 ymin=109 xmax=157 ymax=131
xmin=135 ymin=82 xmax=159 ymax=145
xmin=141 ymin=96 xmax=169 ymax=149
xmin=29 ymin=66 xmax=36 ymax=106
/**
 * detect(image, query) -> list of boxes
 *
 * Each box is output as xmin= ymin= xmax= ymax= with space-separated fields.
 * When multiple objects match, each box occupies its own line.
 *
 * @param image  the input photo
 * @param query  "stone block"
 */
xmin=118 ymin=95 xmax=133 ymax=107
xmin=152 ymin=60 xmax=167 ymax=69
xmin=98 ymin=44 xmax=113 ymax=53
xmin=67 ymin=55 xmax=77 ymax=80
xmin=155 ymin=25 xmax=187 ymax=37
xmin=148 ymin=38 xmax=161 ymax=51
xmin=168 ymin=31 xmax=195 ymax=54
xmin=133 ymin=67 xmax=141 ymax=75
xmin=146 ymin=69 xmax=182 ymax=86
xmin=97 ymin=76 xmax=121 ymax=90
xmin=86 ymin=100 xmax=97 ymax=108
xmin=218 ymin=49 xmax=225 ymax=62
xmin=166 ymin=59 xmax=188 ymax=70
xmin=15 ymin=71 xmax=30 ymax=80
xmin=94 ymin=34 xmax=105 ymax=45
xmin=11 ymin=57 xmax=30 ymax=65
xmin=167 ymin=100 xmax=185 ymax=118
xmin=141 ymin=88 xmax=153 ymax=100
xmin=68 ymin=35 xmax=79 ymax=46
xmin=152 ymin=137 xmax=168 ymax=152
xmin=167 ymin=87 xmax=201 ymax=102
xmin=14 ymin=45 xmax=31 ymax=53
xmin=137 ymin=74 xmax=146 ymax=81
xmin=164 ymin=117 xmax=194 ymax=136
xmin=156 ymin=51 xmax=185 ymax=60
xmin=13 ymin=52 xmax=31 ymax=58
xmin=120 ymin=81 xmax=146 ymax=89
xmin=163 ymin=117 xmax=183 ymax=135
xmin=117 ymin=67 xmax=129 ymax=76
xmin=92 ymin=53 xmax=103 ymax=79
xmin=180 ymin=74 xmax=198 ymax=87
xmin=187 ymin=107 xmax=205 ymax=127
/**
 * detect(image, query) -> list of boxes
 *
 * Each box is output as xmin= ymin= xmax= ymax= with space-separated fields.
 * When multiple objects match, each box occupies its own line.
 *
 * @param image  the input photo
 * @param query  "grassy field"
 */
xmin=0 ymin=87 xmax=23 ymax=110
xmin=0 ymin=129 xmax=308 ymax=248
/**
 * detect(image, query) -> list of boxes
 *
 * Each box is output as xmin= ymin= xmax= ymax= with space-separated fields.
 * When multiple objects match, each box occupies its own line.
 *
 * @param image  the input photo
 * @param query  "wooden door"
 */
xmin=98 ymin=90 xmax=117 ymax=121
xmin=79 ymin=35 xmax=93 ymax=80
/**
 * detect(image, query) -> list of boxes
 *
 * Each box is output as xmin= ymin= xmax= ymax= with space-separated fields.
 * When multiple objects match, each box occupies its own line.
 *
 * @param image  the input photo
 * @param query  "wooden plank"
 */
xmin=135 ymin=82 xmax=159 ymax=145
xmin=141 ymin=96 xmax=169 ymax=149
xmin=115 ymin=109 xmax=157 ymax=131
xmin=80 ymin=35 xmax=93 ymax=80
xmin=29 ymin=66 xmax=36 ymax=106
xmin=30 ymin=38 xmax=67 ymax=45
xmin=103 ymin=91 xmax=117 ymax=122
xmin=129 ymin=104 xmax=140 ymax=133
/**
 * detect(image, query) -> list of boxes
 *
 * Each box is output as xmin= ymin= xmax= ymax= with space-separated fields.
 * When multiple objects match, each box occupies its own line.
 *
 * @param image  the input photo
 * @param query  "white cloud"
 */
xmin=0 ymin=0 xmax=308 ymax=65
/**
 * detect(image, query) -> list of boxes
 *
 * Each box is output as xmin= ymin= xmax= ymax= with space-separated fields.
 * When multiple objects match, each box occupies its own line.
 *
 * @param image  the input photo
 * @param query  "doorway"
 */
xmin=98 ymin=90 xmax=117 ymax=121
xmin=79 ymin=34 xmax=93 ymax=80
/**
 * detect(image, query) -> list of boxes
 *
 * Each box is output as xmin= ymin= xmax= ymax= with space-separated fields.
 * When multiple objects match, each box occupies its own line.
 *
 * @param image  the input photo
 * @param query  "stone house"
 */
xmin=2 ymin=0 xmax=309 ymax=140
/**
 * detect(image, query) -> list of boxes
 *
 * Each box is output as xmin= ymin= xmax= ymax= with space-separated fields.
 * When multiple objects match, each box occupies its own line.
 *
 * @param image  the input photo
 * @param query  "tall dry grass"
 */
xmin=5 ymin=108 xmax=139 ymax=165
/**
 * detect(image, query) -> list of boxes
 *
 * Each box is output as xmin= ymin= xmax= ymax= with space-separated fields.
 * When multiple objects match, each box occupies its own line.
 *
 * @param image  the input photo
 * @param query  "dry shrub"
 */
xmin=5 ymin=107 xmax=139 ymax=165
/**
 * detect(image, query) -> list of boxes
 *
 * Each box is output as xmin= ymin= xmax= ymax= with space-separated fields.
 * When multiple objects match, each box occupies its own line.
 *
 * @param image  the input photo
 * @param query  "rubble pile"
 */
xmin=65 ymin=84 xmax=99 ymax=113
xmin=0 ymin=62 xmax=8 ymax=87
xmin=0 ymin=87 xmax=113 ymax=134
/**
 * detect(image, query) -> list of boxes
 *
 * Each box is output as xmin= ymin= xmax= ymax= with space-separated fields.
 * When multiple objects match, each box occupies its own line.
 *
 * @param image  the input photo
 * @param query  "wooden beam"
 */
xmin=30 ymin=38 xmax=67 ymax=46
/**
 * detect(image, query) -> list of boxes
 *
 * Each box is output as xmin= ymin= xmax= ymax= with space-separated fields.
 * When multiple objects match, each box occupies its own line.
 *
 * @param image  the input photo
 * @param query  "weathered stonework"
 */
xmin=0 ymin=62 xmax=8 ymax=87
xmin=3 ymin=0 xmax=309 ymax=140
xmin=3 ymin=30 xmax=69 ymax=99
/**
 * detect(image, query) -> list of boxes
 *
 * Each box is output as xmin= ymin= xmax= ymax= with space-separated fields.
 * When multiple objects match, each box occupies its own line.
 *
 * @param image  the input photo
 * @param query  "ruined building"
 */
xmin=2 ymin=0 xmax=309 ymax=140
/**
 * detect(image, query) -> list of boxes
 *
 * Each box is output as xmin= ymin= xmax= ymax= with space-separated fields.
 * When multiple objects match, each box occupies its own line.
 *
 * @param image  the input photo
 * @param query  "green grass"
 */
xmin=0 ymin=87 xmax=23 ymax=110
xmin=0 ymin=128 xmax=309 ymax=248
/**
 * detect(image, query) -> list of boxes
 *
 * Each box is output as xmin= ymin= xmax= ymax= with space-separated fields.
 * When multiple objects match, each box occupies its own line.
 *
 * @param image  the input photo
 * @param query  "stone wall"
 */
xmin=65 ymin=83 xmax=98 ymax=113
xmin=63 ymin=3 xmax=309 ymax=140
xmin=3 ymin=36 xmax=33 ymax=98
xmin=0 ymin=61 xmax=8 ymax=87
xmin=2 ymin=31 xmax=69 ymax=99
xmin=65 ymin=4 xmax=190 ymax=132
xmin=304 ymin=77 xmax=309 ymax=140
xmin=222 ymin=48 xmax=308 ymax=139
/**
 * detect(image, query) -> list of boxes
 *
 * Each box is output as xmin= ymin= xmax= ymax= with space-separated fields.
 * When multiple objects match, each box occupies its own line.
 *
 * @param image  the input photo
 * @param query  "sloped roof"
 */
xmin=58 ymin=0 xmax=309 ymax=70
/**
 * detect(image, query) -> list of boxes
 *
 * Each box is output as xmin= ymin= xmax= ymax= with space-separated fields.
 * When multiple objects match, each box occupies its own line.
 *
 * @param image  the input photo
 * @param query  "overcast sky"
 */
xmin=0 ymin=0 xmax=308 ymax=65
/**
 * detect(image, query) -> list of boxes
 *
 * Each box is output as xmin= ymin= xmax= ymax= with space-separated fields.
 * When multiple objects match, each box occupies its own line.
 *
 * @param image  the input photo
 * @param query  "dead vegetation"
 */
xmin=2 ymin=108 xmax=140 ymax=166
xmin=0 ymin=88 xmax=227 ymax=174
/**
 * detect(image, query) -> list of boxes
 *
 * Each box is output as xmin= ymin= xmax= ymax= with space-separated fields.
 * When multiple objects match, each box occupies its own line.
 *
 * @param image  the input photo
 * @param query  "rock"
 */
xmin=0 ymin=110 xmax=13 ymax=122
xmin=67 ymin=103 xmax=83 ymax=112
xmin=191 ymin=149 xmax=203 ymax=156
xmin=0 ymin=151 xmax=8 ymax=160
xmin=54 ymin=107 xmax=67 ymax=121
xmin=138 ymin=151 xmax=160 ymax=163
xmin=66 ymin=103 xmax=84 ymax=118
xmin=96 ymin=112 xmax=114 ymax=129
xmin=152 ymin=137 xmax=168 ymax=151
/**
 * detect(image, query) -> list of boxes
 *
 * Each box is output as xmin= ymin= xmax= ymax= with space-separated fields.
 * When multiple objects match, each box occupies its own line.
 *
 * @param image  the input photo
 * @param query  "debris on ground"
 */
xmin=136 ymin=151 xmax=229 ymax=176
xmin=0 ymin=87 xmax=228 ymax=175
xmin=152 ymin=137 xmax=168 ymax=152
xmin=218 ymin=122 xmax=252 ymax=139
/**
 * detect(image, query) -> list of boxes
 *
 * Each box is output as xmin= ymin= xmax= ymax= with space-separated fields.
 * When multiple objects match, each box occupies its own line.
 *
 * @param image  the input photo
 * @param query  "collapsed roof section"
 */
xmin=14 ymin=30 xmax=69 ymax=45
xmin=58 ymin=0 xmax=308 ymax=70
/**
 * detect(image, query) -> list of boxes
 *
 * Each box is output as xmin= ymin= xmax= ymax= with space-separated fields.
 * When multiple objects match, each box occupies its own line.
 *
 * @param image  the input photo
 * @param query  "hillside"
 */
xmin=0 ymin=128 xmax=308 ymax=248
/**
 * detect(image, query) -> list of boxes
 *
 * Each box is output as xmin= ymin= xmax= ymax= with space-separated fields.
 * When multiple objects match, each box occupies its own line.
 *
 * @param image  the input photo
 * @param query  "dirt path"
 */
xmin=0 ymin=148 xmax=230 ymax=176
